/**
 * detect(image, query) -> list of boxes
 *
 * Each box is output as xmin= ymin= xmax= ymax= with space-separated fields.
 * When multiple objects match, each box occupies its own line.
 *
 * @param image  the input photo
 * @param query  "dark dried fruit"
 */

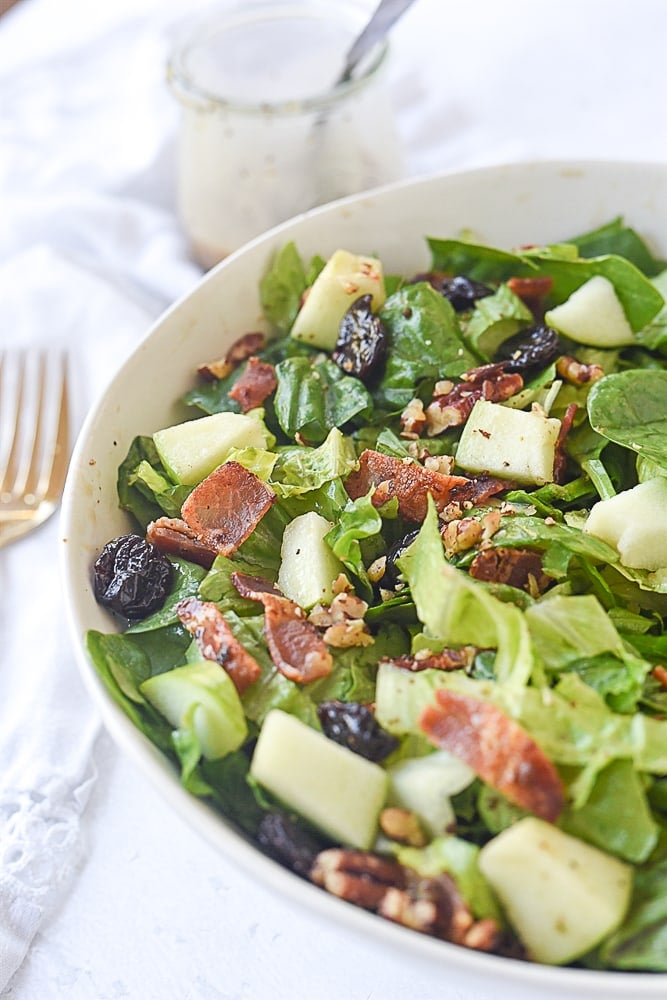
xmin=317 ymin=701 xmax=399 ymax=762
xmin=383 ymin=528 xmax=420 ymax=588
xmin=415 ymin=274 xmax=494 ymax=311
xmin=494 ymin=323 xmax=562 ymax=373
xmin=256 ymin=810 xmax=326 ymax=878
xmin=93 ymin=533 xmax=172 ymax=620
xmin=332 ymin=294 xmax=387 ymax=381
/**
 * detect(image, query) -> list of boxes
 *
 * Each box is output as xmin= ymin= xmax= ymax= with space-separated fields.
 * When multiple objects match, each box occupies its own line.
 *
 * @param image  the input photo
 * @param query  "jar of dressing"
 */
xmin=168 ymin=0 xmax=403 ymax=268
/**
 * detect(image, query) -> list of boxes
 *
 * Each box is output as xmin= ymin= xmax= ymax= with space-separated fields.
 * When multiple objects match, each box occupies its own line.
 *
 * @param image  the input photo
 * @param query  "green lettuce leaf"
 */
xmin=259 ymin=241 xmax=307 ymax=332
xmin=397 ymin=835 xmax=501 ymax=921
xmin=463 ymin=283 xmax=533 ymax=360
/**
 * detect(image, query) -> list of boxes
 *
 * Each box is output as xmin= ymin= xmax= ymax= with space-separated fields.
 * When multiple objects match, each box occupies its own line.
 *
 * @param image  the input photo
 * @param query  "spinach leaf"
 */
xmin=259 ymin=241 xmax=306 ymax=331
xmin=274 ymin=356 xmax=372 ymax=444
xmin=375 ymin=283 xmax=478 ymax=408
xmin=587 ymin=369 xmax=667 ymax=472
xmin=126 ymin=558 xmax=207 ymax=633
xmin=597 ymin=852 xmax=667 ymax=970
xmin=428 ymin=237 xmax=530 ymax=283
xmin=567 ymin=216 xmax=665 ymax=276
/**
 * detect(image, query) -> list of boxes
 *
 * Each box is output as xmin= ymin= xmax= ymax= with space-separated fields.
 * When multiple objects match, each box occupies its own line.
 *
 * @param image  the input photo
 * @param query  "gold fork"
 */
xmin=0 ymin=349 xmax=70 ymax=548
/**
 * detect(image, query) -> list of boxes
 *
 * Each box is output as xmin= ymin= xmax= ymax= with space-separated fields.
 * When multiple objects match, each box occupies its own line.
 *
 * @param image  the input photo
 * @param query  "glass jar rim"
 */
xmin=167 ymin=1 xmax=390 ymax=117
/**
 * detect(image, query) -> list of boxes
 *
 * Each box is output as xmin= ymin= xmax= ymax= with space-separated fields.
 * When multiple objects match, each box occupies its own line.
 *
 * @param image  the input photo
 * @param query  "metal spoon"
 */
xmin=336 ymin=0 xmax=417 ymax=85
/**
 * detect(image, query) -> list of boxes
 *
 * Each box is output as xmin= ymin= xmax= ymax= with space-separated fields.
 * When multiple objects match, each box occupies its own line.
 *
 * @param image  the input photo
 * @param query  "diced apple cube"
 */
xmin=478 ymin=817 xmax=632 ymax=965
xmin=277 ymin=511 xmax=345 ymax=609
xmin=290 ymin=249 xmax=385 ymax=351
xmin=584 ymin=477 xmax=667 ymax=570
xmin=250 ymin=709 xmax=388 ymax=849
xmin=456 ymin=399 xmax=561 ymax=485
xmin=154 ymin=411 xmax=269 ymax=486
xmin=545 ymin=275 xmax=635 ymax=347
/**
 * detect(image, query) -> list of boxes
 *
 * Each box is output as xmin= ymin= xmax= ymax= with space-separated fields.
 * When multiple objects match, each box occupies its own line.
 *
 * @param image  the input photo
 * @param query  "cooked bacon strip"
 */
xmin=146 ymin=516 xmax=217 ymax=569
xmin=469 ymin=547 xmax=551 ymax=594
xmin=448 ymin=474 xmax=513 ymax=506
xmin=425 ymin=363 xmax=524 ymax=436
xmin=552 ymin=401 xmax=578 ymax=485
xmin=344 ymin=450 xmax=469 ymax=522
xmin=197 ymin=332 xmax=266 ymax=381
xmin=419 ymin=689 xmax=564 ymax=822
xmin=176 ymin=596 xmax=262 ymax=694
xmin=229 ymin=357 xmax=277 ymax=413
xmin=231 ymin=572 xmax=333 ymax=683
xmin=181 ymin=462 xmax=275 ymax=556
xmin=381 ymin=646 xmax=477 ymax=673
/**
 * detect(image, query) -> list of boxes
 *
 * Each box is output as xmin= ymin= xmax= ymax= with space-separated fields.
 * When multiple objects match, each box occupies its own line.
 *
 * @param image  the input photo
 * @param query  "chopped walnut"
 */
xmin=332 ymin=573 xmax=353 ymax=596
xmin=480 ymin=509 xmax=502 ymax=545
xmin=556 ymin=354 xmax=605 ymax=385
xmin=367 ymin=556 xmax=387 ymax=583
xmin=423 ymin=454 xmax=455 ymax=476
xmin=441 ymin=516 xmax=483 ymax=557
xmin=439 ymin=501 xmax=464 ymax=524
xmin=433 ymin=379 xmax=454 ymax=396
xmin=323 ymin=619 xmax=374 ymax=648
xmin=379 ymin=808 xmax=427 ymax=847
xmin=399 ymin=397 xmax=427 ymax=439
xmin=308 ymin=592 xmax=369 ymax=627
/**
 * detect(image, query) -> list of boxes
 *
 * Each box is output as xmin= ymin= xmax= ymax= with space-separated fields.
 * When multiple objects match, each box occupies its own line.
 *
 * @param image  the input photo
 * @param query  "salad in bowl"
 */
xmin=62 ymin=162 xmax=667 ymax=993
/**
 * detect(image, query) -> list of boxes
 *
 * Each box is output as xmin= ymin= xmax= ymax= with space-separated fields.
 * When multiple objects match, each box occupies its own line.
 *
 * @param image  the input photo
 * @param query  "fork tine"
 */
xmin=0 ymin=349 xmax=70 ymax=548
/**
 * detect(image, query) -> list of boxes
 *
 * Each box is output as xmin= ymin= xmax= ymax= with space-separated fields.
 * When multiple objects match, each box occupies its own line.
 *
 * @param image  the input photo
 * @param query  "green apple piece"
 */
xmin=478 ymin=817 xmax=632 ymax=965
xmin=584 ymin=477 xmax=667 ymax=571
xmin=140 ymin=660 xmax=248 ymax=760
xmin=250 ymin=709 xmax=388 ymax=849
xmin=545 ymin=275 xmax=635 ymax=347
xmin=290 ymin=249 xmax=386 ymax=351
xmin=154 ymin=411 xmax=269 ymax=486
xmin=456 ymin=399 xmax=561 ymax=485
xmin=276 ymin=511 xmax=344 ymax=609
xmin=387 ymin=751 xmax=475 ymax=837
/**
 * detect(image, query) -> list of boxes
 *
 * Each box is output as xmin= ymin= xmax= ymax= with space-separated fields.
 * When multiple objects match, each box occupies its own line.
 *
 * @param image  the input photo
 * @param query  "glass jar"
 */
xmin=168 ymin=0 xmax=403 ymax=268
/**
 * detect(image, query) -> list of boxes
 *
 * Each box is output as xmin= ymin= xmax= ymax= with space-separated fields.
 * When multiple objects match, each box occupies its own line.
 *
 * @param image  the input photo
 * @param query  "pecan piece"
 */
xmin=419 ymin=689 xmax=565 ymax=822
xmin=197 ymin=332 xmax=266 ymax=381
xmin=181 ymin=462 xmax=275 ymax=556
xmin=379 ymin=873 xmax=473 ymax=944
xmin=469 ymin=546 xmax=551 ymax=594
xmin=176 ymin=596 xmax=262 ymax=694
xmin=228 ymin=356 xmax=277 ymax=412
xmin=231 ymin=571 xmax=333 ymax=683
xmin=399 ymin=397 xmax=427 ymax=439
xmin=381 ymin=646 xmax=477 ymax=673
xmin=310 ymin=849 xmax=406 ymax=910
xmin=379 ymin=808 xmax=427 ymax=847
xmin=425 ymin=363 xmax=523 ymax=437
xmin=556 ymin=354 xmax=604 ymax=385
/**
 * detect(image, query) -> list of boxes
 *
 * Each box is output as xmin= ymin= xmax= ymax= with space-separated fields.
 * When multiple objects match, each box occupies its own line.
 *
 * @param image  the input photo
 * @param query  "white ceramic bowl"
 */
xmin=61 ymin=160 xmax=667 ymax=999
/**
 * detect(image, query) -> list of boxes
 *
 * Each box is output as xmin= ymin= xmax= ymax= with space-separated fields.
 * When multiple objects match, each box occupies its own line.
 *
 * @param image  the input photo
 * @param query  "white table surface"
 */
xmin=3 ymin=0 xmax=667 ymax=997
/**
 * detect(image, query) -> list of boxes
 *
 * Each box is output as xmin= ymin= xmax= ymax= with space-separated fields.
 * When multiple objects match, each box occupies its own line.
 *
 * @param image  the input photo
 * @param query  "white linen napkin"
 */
xmin=0 ymin=236 xmax=200 ymax=990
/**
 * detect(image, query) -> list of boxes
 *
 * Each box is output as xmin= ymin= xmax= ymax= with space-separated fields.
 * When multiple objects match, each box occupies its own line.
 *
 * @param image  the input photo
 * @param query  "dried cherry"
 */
xmin=256 ymin=810 xmax=326 ymax=878
xmin=332 ymin=294 xmax=387 ymax=381
xmin=317 ymin=701 xmax=399 ymax=762
xmin=383 ymin=528 xmax=420 ymax=588
xmin=415 ymin=273 xmax=494 ymax=311
xmin=93 ymin=533 xmax=172 ymax=620
xmin=494 ymin=323 xmax=562 ymax=373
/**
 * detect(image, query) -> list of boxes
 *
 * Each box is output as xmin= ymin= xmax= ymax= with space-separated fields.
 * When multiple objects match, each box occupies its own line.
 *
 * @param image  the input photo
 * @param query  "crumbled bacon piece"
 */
xmin=419 ymin=690 xmax=564 ymax=822
xmin=228 ymin=356 xmax=277 ymax=412
xmin=652 ymin=665 xmax=667 ymax=689
xmin=344 ymin=449 xmax=469 ymax=522
xmin=448 ymin=474 xmax=514 ymax=507
xmin=146 ymin=516 xmax=217 ymax=569
xmin=469 ymin=546 xmax=551 ymax=594
xmin=425 ymin=362 xmax=524 ymax=437
xmin=231 ymin=572 xmax=333 ymax=683
xmin=552 ymin=401 xmax=578 ymax=485
xmin=381 ymin=646 xmax=477 ymax=673
xmin=556 ymin=354 xmax=605 ymax=385
xmin=507 ymin=275 xmax=554 ymax=316
xmin=176 ymin=596 xmax=262 ymax=694
xmin=197 ymin=332 xmax=266 ymax=381
xmin=181 ymin=462 xmax=275 ymax=556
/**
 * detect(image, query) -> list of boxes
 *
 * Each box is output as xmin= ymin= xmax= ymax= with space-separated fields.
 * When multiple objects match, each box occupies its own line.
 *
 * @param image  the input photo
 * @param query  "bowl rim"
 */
xmin=61 ymin=157 xmax=667 ymax=994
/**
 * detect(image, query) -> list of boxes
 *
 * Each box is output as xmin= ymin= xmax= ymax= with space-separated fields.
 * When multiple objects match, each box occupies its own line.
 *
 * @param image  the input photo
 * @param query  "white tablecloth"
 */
xmin=2 ymin=0 xmax=667 ymax=997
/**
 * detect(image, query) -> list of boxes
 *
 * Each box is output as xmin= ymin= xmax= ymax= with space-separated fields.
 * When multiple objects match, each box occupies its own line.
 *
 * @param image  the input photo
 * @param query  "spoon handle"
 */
xmin=338 ymin=0 xmax=416 ymax=84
